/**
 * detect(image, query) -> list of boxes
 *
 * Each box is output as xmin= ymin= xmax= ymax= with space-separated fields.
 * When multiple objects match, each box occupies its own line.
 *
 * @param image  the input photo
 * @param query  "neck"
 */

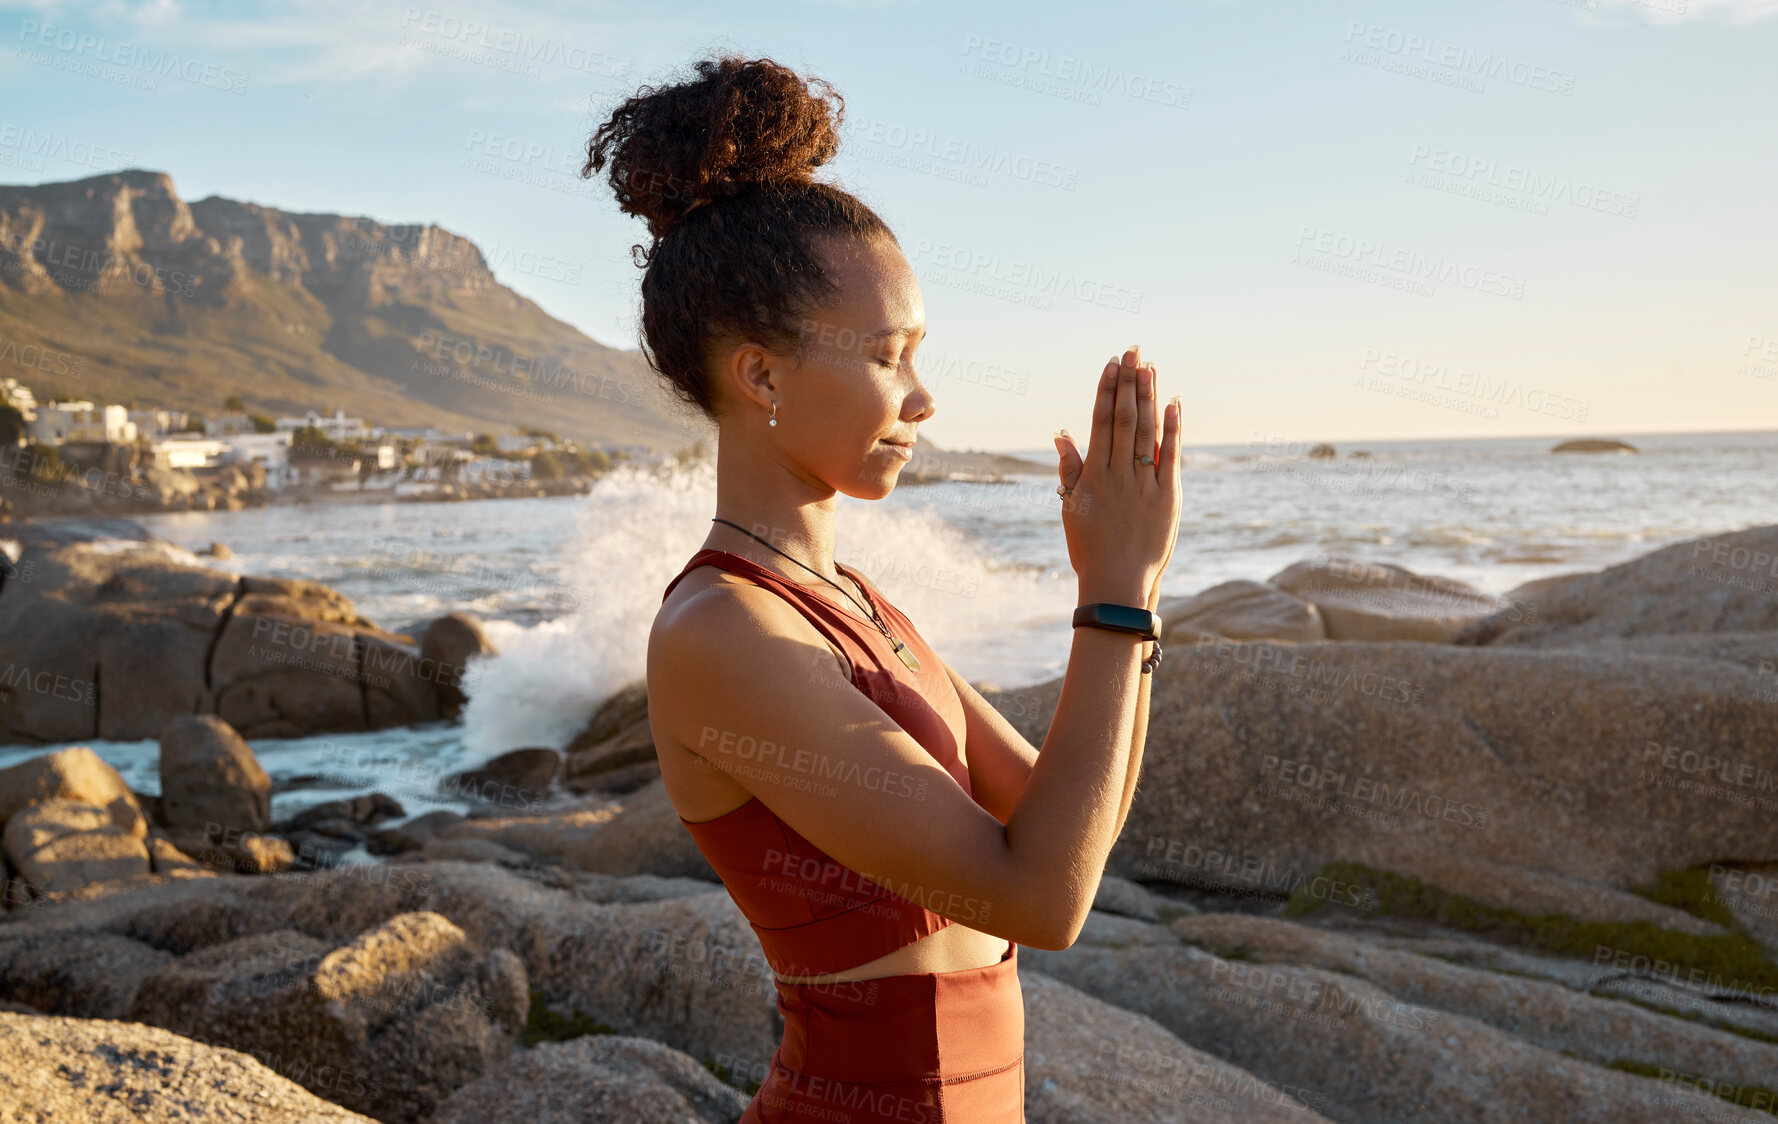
xmin=704 ymin=427 xmax=843 ymax=587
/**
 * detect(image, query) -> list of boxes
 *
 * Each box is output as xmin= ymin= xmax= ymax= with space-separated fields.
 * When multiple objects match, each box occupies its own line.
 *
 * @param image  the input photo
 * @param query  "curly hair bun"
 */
xmin=584 ymin=55 xmax=845 ymax=239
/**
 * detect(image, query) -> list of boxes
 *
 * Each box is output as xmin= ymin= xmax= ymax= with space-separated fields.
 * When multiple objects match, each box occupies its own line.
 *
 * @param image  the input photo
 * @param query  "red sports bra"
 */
xmin=660 ymin=548 xmax=983 ymax=977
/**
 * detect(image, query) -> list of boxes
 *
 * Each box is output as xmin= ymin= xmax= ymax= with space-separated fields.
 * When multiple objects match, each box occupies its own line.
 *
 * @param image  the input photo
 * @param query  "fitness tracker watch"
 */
xmin=1073 ymin=603 xmax=1165 ymax=673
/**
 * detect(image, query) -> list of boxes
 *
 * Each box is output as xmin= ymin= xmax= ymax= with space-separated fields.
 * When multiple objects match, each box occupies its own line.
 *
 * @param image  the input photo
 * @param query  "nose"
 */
xmin=904 ymin=375 xmax=937 ymax=424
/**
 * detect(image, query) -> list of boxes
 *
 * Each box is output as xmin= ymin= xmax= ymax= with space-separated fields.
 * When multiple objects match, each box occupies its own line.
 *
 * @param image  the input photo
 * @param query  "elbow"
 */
xmin=1022 ymin=903 xmax=1089 ymax=952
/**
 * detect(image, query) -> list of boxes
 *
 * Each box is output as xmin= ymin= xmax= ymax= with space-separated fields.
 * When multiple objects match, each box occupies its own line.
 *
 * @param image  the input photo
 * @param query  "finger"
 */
xmin=1149 ymin=363 xmax=1163 ymax=477
xmin=1159 ymin=392 xmax=1182 ymax=493
xmin=1088 ymin=356 xmax=1119 ymax=470
xmin=1111 ymin=345 xmax=1140 ymax=470
xmin=1053 ymin=429 xmax=1083 ymax=490
xmin=1133 ymin=360 xmax=1157 ymax=483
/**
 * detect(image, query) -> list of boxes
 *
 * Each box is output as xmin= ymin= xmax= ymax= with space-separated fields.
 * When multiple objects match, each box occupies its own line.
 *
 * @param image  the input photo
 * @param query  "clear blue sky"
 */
xmin=3 ymin=0 xmax=1774 ymax=449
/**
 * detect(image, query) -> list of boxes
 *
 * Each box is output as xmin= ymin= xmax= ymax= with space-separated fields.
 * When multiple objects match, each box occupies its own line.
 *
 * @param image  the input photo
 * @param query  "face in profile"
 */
xmin=732 ymin=234 xmax=935 ymax=501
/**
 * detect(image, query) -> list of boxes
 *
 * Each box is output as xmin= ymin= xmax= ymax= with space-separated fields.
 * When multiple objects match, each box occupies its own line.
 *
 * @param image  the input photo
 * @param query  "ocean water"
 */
xmin=4 ymin=428 xmax=1772 ymax=826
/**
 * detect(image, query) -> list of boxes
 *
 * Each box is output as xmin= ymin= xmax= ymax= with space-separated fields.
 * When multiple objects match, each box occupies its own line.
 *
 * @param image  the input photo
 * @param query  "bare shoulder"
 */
xmin=647 ymin=569 xmax=848 ymax=817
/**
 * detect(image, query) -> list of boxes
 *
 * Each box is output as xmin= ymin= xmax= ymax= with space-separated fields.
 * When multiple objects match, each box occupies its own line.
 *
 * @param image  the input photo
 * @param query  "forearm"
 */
xmin=1110 ymin=582 xmax=1160 ymax=838
xmin=1004 ymin=577 xmax=1149 ymax=940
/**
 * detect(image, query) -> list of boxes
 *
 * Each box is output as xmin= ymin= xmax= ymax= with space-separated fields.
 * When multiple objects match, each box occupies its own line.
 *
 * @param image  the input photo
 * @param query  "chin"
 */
xmin=840 ymin=468 xmax=900 ymax=501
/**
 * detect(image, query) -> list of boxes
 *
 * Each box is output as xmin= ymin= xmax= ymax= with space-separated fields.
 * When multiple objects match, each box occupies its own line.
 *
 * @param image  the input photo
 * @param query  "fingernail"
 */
xmin=1059 ymin=428 xmax=1070 ymax=437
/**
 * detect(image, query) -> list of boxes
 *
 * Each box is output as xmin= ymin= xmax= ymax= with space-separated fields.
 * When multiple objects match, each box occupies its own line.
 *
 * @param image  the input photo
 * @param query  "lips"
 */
xmin=877 ymin=439 xmax=914 ymax=460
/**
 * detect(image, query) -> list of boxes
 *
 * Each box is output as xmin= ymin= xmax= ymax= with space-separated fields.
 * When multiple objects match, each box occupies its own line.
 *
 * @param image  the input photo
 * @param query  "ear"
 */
xmin=723 ymin=340 xmax=781 ymax=414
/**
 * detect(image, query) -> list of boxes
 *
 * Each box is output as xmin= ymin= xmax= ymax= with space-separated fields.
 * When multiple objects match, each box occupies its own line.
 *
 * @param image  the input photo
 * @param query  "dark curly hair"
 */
xmin=582 ymin=54 xmax=897 ymax=419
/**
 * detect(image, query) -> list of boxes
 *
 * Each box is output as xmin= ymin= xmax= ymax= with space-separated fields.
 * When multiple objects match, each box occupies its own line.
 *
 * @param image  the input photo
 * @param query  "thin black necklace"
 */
xmin=710 ymin=516 xmax=922 ymax=672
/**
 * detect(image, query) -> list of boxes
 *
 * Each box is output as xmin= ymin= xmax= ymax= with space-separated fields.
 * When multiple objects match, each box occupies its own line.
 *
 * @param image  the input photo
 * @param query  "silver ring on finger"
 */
xmin=1135 ymin=453 xmax=1154 ymax=466
xmin=1057 ymin=483 xmax=1074 ymax=498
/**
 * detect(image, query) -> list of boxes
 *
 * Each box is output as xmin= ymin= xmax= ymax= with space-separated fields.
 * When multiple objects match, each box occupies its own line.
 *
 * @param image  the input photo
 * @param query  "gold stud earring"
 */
xmin=768 ymin=401 xmax=778 ymax=427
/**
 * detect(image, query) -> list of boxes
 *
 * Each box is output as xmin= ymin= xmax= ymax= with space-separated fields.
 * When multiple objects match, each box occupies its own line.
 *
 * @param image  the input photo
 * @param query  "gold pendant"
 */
xmin=892 ymin=638 xmax=922 ymax=672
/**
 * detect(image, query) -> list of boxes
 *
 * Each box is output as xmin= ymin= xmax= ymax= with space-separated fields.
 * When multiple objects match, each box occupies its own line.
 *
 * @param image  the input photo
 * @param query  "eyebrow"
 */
xmin=864 ymin=323 xmax=926 ymax=342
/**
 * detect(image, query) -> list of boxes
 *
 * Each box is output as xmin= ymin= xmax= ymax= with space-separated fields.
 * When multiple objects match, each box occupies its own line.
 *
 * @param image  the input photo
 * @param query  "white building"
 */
xmin=128 ymin=408 xmax=189 ymax=437
xmin=27 ymin=401 xmax=136 ymax=444
xmin=150 ymin=436 xmax=231 ymax=470
xmin=275 ymin=407 xmax=370 ymax=442
xmin=223 ymin=431 xmax=294 ymax=487
xmin=1 ymin=378 xmax=37 ymax=420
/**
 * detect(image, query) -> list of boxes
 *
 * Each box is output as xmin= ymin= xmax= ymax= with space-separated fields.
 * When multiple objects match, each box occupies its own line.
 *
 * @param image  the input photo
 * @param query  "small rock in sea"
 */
xmin=1550 ymin=438 xmax=1638 ymax=454
xmin=422 ymin=612 xmax=497 ymax=719
xmin=1307 ymin=443 xmax=1337 ymax=459
xmin=157 ymin=715 xmax=272 ymax=836
xmin=200 ymin=541 xmax=233 ymax=559
xmin=443 ymin=748 xmax=562 ymax=810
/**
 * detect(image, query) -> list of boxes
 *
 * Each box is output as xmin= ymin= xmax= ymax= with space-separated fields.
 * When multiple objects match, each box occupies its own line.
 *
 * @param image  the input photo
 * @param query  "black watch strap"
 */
xmin=1072 ymin=603 xmax=1162 ymax=641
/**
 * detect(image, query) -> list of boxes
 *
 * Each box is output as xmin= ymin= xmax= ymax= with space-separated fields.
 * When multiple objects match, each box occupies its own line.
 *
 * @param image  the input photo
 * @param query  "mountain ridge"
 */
xmin=0 ymin=168 xmax=703 ymax=449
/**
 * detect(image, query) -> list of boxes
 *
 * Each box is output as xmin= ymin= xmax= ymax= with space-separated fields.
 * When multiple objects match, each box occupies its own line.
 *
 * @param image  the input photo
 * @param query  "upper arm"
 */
xmin=941 ymin=659 xmax=1039 ymax=825
xmin=648 ymin=585 xmax=1060 ymax=949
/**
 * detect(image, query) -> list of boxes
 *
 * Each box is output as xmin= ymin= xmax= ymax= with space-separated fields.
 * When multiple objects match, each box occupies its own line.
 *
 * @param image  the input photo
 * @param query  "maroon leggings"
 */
xmin=743 ymin=941 xmax=1025 ymax=1123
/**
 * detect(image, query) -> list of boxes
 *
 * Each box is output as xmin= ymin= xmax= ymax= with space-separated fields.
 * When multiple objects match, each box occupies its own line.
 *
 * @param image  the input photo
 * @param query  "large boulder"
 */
xmin=157 ymin=714 xmax=271 ymax=835
xmin=1021 ymin=914 xmax=1768 ymax=1124
xmin=129 ymin=910 xmax=527 ymax=1124
xmin=1455 ymin=525 xmax=1778 ymax=648
xmin=1268 ymin=557 xmax=1507 ymax=642
xmin=985 ymin=638 xmax=1778 ymax=906
xmin=0 ymin=1011 xmax=381 ymax=1122
xmin=429 ymin=1035 xmax=751 ymax=1124
xmin=2 ymin=800 xmax=151 ymax=894
xmin=1171 ymin=911 xmax=1778 ymax=1099
xmin=1160 ymin=580 xmax=1327 ymax=644
xmin=0 ymin=746 xmax=146 ymax=833
xmin=563 ymin=681 xmax=659 ymax=795
xmin=1021 ymin=969 xmax=1335 ymax=1122
xmin=0 ymin=538 xmax=442 ymax=743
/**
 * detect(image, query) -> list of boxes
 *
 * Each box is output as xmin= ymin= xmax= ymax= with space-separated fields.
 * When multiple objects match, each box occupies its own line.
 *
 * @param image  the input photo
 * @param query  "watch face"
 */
xmin=1079 ymin=603 xmax=1160 ymax=639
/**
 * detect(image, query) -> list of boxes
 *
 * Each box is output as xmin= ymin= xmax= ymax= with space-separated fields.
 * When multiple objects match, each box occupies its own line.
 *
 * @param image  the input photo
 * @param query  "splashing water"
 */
xmin=456 ymin=460 xmax=1067 ymax=755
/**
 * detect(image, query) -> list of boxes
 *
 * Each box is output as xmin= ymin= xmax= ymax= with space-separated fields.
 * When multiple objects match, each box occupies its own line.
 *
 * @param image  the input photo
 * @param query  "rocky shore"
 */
xmin=0 ymin=449 xmax=609 ymax=524
xmin=1 ymin=521 xmax=1775 ymax=1122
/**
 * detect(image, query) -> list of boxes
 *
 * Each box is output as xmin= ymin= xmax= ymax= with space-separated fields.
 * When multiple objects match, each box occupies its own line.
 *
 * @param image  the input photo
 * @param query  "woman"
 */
xmin=589 ymin=54 xmax=1181 ymax=1124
